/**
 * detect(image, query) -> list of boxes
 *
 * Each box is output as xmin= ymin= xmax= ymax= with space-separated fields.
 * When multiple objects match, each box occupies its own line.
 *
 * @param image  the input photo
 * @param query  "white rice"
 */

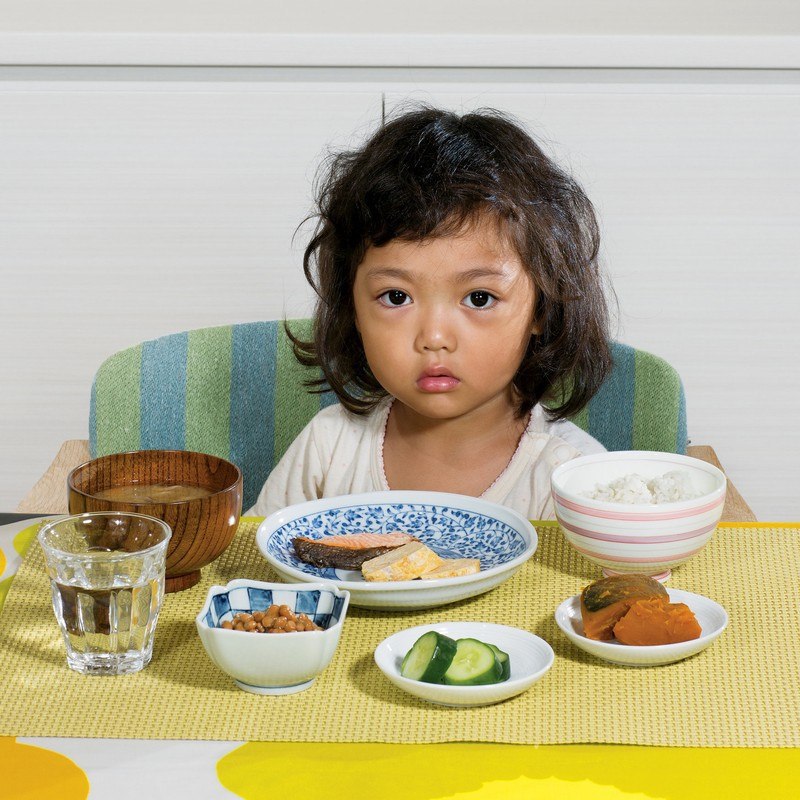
xmin=583 ymin=470 xmax=701 ymax=504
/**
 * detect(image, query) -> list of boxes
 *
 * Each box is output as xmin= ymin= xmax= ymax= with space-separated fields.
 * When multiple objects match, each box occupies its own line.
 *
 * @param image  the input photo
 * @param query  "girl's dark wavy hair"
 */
xmin=290 ymin=105 xmax=613 ymax=420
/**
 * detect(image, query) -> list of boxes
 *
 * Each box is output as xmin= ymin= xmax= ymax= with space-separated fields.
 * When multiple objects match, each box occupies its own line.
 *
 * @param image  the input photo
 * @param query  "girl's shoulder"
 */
xmin=526 ymin=405 xmax=606 ymax=456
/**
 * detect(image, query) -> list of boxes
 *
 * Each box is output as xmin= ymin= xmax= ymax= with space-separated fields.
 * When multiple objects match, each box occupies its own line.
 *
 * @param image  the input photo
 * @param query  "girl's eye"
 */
xmin=463 ymin=291 xmax=497 ymax=309
xmin=378 ymin=290 xmax=411 ymax=307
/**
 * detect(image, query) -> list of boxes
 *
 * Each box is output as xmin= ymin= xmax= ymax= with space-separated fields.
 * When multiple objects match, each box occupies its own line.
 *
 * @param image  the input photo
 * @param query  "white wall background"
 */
xmin=1 ymin=0 xmax=797 ymax=35
xmin=1 ymin=3 xmax=799 ymax=518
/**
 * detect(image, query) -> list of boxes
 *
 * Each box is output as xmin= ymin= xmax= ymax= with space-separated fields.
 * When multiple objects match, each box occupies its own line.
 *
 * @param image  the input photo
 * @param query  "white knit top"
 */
xmin=247 ymin=398 xmax=605 ymax=520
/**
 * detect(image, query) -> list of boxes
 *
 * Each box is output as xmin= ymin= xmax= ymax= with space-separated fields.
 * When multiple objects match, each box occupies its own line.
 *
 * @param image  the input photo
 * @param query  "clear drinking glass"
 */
xmin=38 ymin=512 xmax=171 ymax=675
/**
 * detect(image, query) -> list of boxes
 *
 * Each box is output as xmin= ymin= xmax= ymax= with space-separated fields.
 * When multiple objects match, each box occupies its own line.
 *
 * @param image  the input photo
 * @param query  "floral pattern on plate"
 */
xmin=264 ymin=501 xmax=528 ymax=581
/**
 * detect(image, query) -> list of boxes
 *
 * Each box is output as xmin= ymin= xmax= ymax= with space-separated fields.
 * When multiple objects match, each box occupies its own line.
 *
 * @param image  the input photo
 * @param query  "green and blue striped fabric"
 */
xmin=89 ymin=321 xmax=687 ymax=510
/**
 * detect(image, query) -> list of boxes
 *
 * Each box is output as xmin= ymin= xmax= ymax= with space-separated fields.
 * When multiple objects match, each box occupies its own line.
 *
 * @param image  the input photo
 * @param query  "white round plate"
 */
xmin=554 ymin=588 xmax=728 ymax=666
xmin=256 ymin=491 xmax=537 ymax=609
xmin=374 ymin=621 xmax=554 ymax=707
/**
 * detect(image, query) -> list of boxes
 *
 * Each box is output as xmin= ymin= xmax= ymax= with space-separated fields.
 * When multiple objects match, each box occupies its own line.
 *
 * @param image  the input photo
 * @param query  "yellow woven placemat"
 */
xmin=0 ymin=520 xmax=798 ymax=746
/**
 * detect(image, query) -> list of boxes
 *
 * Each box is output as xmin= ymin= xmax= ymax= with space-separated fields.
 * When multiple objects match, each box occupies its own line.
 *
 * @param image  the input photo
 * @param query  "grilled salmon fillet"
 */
xmin=292 ymin=532 xmax=418 ymax=569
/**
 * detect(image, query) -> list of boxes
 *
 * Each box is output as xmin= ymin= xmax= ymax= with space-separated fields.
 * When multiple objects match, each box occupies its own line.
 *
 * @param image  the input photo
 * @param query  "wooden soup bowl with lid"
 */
xmin=68 ymin=450 xmax=243 ymax=593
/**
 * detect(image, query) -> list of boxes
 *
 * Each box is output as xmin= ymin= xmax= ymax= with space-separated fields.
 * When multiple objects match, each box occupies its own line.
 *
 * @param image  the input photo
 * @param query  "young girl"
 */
xmin=248 ymin=106 xmax=612 ymax=520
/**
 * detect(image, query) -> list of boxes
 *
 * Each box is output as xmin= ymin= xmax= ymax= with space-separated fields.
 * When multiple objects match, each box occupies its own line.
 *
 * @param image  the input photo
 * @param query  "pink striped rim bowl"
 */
xmin=550 ymin=451 xmax=727 ymax=581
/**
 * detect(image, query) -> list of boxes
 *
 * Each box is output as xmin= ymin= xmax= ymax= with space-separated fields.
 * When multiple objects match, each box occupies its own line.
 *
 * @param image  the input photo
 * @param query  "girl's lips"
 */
xmin=416 ymin=376 xmax=460 ymax=392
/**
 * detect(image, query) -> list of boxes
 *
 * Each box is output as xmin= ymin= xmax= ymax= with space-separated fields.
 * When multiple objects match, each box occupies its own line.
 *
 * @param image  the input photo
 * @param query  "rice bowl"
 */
xmin=551 ymin=452 xmax=726 ymax=581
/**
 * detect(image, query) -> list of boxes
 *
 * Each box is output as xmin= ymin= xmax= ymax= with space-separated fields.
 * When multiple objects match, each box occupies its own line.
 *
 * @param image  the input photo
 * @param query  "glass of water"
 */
xmin=38 ymin=512 xmax=171 ymax=675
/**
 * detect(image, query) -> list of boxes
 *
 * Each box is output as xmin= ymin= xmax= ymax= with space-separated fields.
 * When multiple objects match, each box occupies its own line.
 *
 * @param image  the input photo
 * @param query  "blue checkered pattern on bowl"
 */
xmin=265 ymin=501 xmax=528 ymax=580
xmin=203 ymin=585 xmax=347 ymax=630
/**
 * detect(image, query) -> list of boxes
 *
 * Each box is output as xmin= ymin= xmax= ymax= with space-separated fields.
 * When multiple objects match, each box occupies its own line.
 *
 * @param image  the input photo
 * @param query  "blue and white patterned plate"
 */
xmin=255 ymin=491 xmax=537 ymax=609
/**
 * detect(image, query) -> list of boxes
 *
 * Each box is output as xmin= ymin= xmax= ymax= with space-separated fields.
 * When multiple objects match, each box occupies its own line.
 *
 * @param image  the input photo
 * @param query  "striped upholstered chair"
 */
xmin=89 ymin=320 xmax=687 ymax=511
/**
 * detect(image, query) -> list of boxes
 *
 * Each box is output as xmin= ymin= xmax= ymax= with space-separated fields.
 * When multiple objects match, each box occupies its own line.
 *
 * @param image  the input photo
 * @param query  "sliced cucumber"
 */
xmin=400 ymin=631 xmax=458 ymax=683
xmin=487 ymin=643 xmax=511 ymax=681
xmin=443 ymin=638 xmax=503 ymax=686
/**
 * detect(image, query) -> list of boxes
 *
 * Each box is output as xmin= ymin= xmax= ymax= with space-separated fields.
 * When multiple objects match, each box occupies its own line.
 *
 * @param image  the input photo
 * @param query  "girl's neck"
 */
xmin=382 ymin=395 xmax=530 ymax=496
xmin=389 ymin=395 xmax=524 ymax=453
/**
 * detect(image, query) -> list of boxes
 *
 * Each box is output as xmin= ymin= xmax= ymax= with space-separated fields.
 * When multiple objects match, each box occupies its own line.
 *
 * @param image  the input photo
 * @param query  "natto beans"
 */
xmin=220 ymin=604 xmax=321 ymax=633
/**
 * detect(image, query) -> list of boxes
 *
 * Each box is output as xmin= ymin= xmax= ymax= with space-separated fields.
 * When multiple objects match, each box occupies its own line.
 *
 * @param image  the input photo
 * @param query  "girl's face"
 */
xmin=353 ymin=215 xmax=537 ymax=424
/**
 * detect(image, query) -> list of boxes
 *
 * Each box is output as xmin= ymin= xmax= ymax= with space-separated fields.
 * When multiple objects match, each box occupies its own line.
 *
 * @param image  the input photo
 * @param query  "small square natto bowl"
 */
xmin=196 ymin=579 xmax=350 ymax=695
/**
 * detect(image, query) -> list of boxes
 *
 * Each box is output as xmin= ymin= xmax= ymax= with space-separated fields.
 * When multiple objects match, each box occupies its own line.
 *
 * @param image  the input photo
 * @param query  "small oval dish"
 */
xmin=374 ymin=621 xmax=554 ymax=707
xmin=196 ymin=579 xmax=349 ymax=694
xmin=256 ymin=491 xmax=537 ymax=609
xmin=554 ymin=588 xmax=728 ymax=667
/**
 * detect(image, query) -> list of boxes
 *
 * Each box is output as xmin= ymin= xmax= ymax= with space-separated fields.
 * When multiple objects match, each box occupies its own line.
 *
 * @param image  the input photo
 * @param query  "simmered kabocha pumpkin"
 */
xmin=612 ymin=597 xmax=702 ymax=645
xmin=580 ymin=574 xmax=668 ymax=641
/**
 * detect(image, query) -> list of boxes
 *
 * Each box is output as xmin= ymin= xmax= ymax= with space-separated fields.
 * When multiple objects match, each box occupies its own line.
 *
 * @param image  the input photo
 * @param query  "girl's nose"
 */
xmin=415 ymin=309 xmax=456 ymax=353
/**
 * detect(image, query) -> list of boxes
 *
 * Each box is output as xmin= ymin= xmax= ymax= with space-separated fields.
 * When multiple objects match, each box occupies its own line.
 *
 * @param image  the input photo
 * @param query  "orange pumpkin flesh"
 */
xmin=612 ymin=597 xmax=702 ymax=645
xmin=580 ymin=574 xmax=668 ymax=641
xmin=580 ymin=574 xmax=702 ymax=646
